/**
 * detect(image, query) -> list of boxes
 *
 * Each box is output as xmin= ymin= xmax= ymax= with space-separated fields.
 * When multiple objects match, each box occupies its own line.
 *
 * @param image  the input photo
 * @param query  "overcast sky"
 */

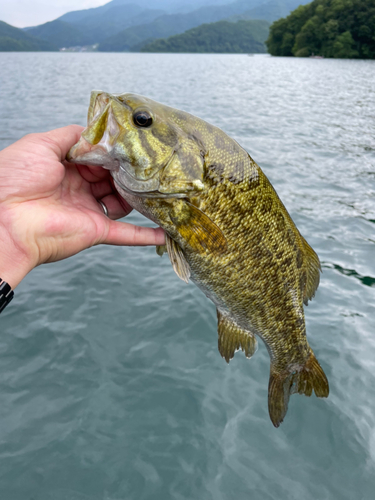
xmin=0 ymin=0 xmax=107 ymax=28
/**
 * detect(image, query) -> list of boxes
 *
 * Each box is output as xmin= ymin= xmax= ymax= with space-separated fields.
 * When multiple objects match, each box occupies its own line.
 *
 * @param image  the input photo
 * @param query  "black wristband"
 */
xmin=0 ymin=278 xmax=14 ymax=313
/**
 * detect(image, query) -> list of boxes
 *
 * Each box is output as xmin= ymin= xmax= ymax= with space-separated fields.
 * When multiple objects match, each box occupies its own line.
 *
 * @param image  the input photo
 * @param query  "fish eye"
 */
xmin=133 ymin=111 xmax=153 ymax=128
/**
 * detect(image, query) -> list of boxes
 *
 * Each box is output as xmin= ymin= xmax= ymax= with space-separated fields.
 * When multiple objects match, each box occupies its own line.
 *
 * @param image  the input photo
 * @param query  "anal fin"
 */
xmin=166 ymin=234 xmax=190 ymax=283
xmin=300 ymin=236 xmax=321 ymax=305
xmin=217 ymin=309 xmax=258 ymax=363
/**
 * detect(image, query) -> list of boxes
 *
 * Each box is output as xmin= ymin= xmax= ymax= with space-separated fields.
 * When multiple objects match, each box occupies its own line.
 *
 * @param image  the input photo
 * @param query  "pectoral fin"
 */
xmin=170 ymin=201 xmax=227 ymax=254
xmin=165 ymin=234 xmax=190 ymax=283
xmin=217 ymin=309 xmax=258 ymax=363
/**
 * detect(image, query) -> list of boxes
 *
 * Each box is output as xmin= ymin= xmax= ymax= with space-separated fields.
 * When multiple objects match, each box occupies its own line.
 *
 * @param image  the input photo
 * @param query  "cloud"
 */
xmin=0 ymin=0 xmax=107 ymax=28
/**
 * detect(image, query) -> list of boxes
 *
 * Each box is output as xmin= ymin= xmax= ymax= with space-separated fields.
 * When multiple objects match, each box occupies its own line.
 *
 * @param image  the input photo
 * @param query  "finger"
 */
xmin=109 ymin=176 xmax=134 ymax=215
xmin=39 ymin=125 xmax=85 ymax=161
xmin=98 ymin=194 xmax=131 ymax=220
xmin=102 ymin=221 xmax=165 ymax=246
xmin=115 ymin=192 xmax=134 ymax=216
xmin=91 ymin=179 xmax=114 ymax=200
xmin=77 ymin=163 xmax=111 ymax=183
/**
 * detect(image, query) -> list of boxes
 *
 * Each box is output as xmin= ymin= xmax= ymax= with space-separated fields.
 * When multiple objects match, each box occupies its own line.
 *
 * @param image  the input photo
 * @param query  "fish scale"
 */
xmin=68 ymin=91 xmax=329 ymax=427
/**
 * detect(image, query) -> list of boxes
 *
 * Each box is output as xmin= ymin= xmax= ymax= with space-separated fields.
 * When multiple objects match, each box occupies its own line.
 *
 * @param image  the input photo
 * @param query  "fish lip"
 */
xmin=67 ymin=140 xmax=109 ymax=164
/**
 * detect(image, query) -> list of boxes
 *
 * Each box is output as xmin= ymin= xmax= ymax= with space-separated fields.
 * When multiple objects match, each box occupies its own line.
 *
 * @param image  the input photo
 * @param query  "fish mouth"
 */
xmin=67 ymin=139 xmax=118 ymax=169
xmin=67 ymin=98 xmax=121 ymax=170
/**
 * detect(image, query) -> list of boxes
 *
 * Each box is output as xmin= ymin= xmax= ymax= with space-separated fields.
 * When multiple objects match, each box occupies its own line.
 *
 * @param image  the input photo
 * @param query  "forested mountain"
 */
xmin=266 ymin=0 xmax=375 ymax=58
xmin=26 ymin=4 xmax=166 ymax=48
xmin=56 ymin=0 xmax=144 ymax=24
xmin=141 ymin=19 xmax=269 ymax=53
xmin=122 ymin=0 xmax=235 ymax=13
xmin=25 ymin=21 xmax=85 ymax=49
xmin=0 ymin=21 xmax=56 ymax=51
xmin=98 ymin=0 xmax=266 ymax=51
xmin=2 ymin=0 xmax=315 ymax=52
xmin=98 ymin=0 xmax=310 ymax=52
xmin=24 ymin=0 xmax=262 ymax=50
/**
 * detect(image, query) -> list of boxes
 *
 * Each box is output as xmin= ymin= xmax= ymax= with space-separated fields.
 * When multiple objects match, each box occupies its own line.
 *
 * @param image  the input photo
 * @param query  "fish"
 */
xmin=67 ymin=91 xmax=329 ymax=427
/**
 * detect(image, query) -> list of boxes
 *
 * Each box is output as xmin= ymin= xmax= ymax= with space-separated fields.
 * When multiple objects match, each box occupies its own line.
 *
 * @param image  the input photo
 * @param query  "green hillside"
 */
xmin=57 ymin=0 xmax=143 ymax=24
xmin=26 ymin=7 xmax=165 ymax=48
xmin=266 ymin=0 xmax=375 ymax=58
xmin=26 ymin=20 xmax=85 ymax=48
xmin=23 ymin=0 xmax=263 ymax=51
xmin=141 ymin=20 xmax=269 ymax=53
xmin=0 ymin=21 xmax=56 ymax=51
xmin=97 ymin=1 xmax=264 ymax=52
xmin=4 ymin=0 xmax=314 ymax=52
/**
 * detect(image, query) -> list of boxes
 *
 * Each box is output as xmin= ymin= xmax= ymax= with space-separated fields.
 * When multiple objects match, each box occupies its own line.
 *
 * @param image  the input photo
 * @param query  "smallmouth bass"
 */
xmin=68 ymin=91 xmax=329 ymax=427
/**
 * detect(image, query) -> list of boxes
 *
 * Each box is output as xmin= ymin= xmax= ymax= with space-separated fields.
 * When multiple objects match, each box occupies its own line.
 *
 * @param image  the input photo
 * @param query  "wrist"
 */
xmin=0 ymin=223 xmax=36 ymax=289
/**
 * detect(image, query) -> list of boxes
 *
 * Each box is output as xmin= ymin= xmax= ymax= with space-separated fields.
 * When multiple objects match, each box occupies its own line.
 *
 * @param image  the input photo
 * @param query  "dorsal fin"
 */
xmin=217 ymin=309 xmax=258 ymax=363
xmin=300 ymin=235 xmax=321 ymax=305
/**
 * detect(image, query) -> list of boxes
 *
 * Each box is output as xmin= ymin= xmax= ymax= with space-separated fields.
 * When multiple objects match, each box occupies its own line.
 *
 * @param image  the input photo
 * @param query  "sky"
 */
xmin=0 ymin=0 xmax=107 ymax=28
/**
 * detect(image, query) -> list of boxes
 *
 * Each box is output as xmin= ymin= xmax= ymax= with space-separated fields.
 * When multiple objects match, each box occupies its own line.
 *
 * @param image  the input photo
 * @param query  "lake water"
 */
xmin=0 ymin=52 xmax=374 ymax=500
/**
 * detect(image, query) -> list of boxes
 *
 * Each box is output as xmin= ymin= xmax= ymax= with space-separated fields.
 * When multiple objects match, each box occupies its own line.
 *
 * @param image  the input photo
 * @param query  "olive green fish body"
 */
xmin=117 ymin=136 xmax=311 ymax=366
xmin=68 ymin=92 xmax=329 ymax=427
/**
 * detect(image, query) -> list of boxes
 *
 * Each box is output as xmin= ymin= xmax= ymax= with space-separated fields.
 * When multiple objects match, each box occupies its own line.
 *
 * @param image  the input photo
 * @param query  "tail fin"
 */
xmin=268 ymin=352 xmax=329 ymax=428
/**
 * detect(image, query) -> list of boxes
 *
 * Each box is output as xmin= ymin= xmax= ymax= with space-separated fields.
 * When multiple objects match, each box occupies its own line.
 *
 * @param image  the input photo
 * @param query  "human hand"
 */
xmin=0 ymin=125 xmax=165 ymax=289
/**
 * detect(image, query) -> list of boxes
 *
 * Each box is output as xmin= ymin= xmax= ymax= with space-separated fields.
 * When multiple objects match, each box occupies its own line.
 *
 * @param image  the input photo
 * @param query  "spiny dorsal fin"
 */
xmin=300 ymin=236 xmax=321 ymax=305
xmin=166 ymin=234 xmax=190 ymax=284
xmin=170 ymin=201 xmax=227 ymax=254
xmin=217 ymin=309 xmax=258 ymax=363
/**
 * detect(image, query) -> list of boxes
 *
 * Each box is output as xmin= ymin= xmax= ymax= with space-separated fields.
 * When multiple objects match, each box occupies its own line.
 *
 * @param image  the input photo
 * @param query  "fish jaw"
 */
xmin=67 ymin=92 xmax=122 ymax=170
xmin=68 ymin=133 xmax=162 ymax=195
xmin=67 ymin=136 xmax=119 ymax=170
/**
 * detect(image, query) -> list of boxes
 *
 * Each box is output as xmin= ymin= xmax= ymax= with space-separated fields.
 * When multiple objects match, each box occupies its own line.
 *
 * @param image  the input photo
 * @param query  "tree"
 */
xmin=293 ymin=16 xmax=322 ymax=56
xmin=266 ymin=0 xmax=375 ymax=59
xmin=332 ymin=30 xmax=358 ymax=57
